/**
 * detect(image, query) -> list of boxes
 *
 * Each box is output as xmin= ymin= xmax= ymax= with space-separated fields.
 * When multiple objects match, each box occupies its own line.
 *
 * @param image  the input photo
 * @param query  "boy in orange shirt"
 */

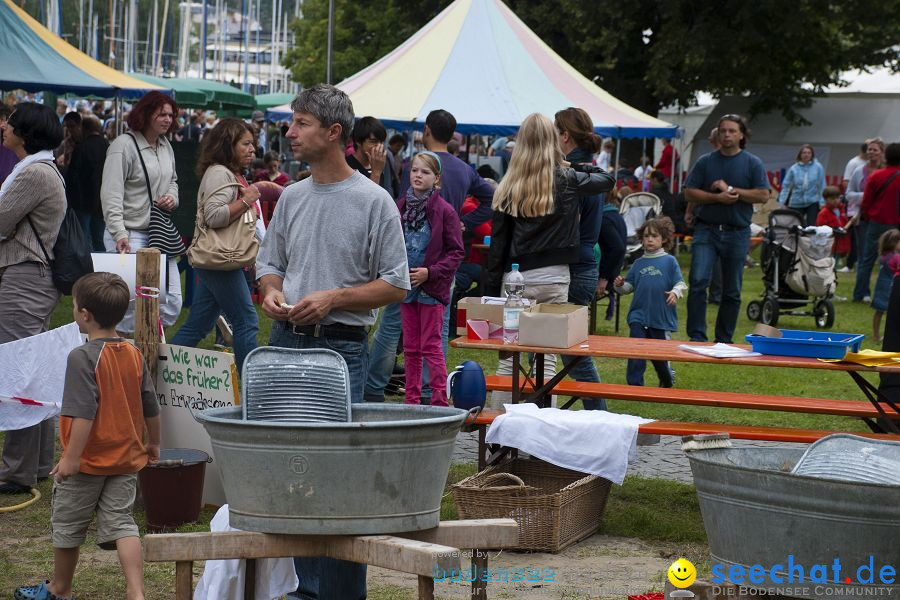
xmin=15 ymin=273 xmax=161 ymax=600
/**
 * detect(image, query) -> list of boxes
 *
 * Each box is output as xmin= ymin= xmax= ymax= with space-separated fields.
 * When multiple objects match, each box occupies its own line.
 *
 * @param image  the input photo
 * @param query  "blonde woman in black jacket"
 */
xmin=485 ymin=113 xmax=614 ymax=405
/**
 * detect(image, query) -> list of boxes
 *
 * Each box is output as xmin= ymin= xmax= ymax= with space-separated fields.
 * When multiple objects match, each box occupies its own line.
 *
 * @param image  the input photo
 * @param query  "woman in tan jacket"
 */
xmin=170 ymin=118 xmax=261 ymax=372
xmin=0 ymin=102 xmax=65 ymax=495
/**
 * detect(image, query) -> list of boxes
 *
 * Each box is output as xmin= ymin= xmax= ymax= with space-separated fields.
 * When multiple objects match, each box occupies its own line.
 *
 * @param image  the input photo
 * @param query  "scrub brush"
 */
xmin=681 ymin=433 xmax=732 ymax=452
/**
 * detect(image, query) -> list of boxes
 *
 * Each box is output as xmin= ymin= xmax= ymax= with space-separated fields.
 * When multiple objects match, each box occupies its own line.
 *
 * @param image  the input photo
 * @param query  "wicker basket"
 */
xmin=451 ymin=458 xmax=612 ymax=552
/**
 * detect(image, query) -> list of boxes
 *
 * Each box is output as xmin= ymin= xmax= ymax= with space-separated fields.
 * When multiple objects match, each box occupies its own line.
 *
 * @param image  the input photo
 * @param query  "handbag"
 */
xmin=186 ymin=174 xmax=259 ymax=270
xmin=126 ymin=133 xmax=186 ymax=257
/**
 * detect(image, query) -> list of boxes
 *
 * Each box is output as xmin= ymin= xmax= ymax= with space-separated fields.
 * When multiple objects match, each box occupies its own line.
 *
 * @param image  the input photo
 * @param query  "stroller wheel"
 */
xmin=814 ymin=299 xmax=835 ymax=329
xmin=761 ymin=298 xmax=779 ymax=327
xmin=746 ymin=300 xmax=762 ymax=322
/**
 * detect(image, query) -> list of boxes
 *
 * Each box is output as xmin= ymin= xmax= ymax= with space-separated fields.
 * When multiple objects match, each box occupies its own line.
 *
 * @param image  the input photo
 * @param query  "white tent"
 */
xmin=683 ymin=66 xmax=900 ymax=185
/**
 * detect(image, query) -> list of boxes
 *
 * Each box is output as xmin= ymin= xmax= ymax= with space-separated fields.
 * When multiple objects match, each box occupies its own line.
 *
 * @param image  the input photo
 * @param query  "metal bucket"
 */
xmin=194 ymin=404 xmax=478 ymax=534
xmin=687 ymin=447 xmax=900 ymax=599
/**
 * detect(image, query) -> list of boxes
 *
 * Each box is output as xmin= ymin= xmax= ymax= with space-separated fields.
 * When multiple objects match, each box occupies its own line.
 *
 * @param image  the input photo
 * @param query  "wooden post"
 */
xmin=243 ymin=558 xmax=256 ymax=600
xmin=417 ymin=575 xmax=434 ymax=600
xmin=134 ymin=248 xmax=161 ymax=381
xmin=471 ymin=551 xmax=487 ymax=600
xmin=175 ymin=561 xmax=192 ymax=600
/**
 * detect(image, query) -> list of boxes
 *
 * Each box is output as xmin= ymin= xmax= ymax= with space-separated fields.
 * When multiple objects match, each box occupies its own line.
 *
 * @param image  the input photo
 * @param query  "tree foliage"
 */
xmin=505 ymin=0 xmax=900 ymax=123
xmin=284 ymin=0 xmax=898 ymax=124
xmin=283 ymin=0 xmax=447 ymax=86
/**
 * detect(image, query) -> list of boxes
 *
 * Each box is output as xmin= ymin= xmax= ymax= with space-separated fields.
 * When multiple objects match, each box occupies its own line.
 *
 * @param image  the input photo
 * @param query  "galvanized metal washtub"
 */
xmin=194 ymin=404 xmax=478 ymax=535
xmin=687 ymin=447 xmax=900 ymax=599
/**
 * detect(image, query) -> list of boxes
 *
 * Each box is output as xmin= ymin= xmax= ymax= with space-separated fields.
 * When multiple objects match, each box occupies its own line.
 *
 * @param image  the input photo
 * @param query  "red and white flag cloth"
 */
xmin=0 ymin=323 xmax=83 ymax=431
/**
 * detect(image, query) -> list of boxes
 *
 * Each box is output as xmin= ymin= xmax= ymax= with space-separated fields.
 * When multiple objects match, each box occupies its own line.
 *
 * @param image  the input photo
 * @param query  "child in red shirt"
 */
xmin=816 ymin=186 xmax=850 ymax=265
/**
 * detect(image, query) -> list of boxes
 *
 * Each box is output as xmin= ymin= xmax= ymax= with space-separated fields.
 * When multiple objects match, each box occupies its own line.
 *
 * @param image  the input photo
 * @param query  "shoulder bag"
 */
xmin=126 ymin=133 xmax=186 ymax=257
xmin=186 ymin=172 xmax=259 ymax=270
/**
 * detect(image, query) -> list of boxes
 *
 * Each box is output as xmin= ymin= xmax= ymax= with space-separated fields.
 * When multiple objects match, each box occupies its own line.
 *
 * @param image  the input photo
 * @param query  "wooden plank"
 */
xmin=639 ymin=421 xmax=900 ymax=443
xmin=483 ymin=376 xmax=899 ymax=419
xmin=144 ymin=531 xmax=459 ymax=576
xmin=451 ymin=335 xmax=900 ymax=374
xmin=175 ymin=561 xmax=192 ymax=600
xmin=399 ymin=519 xmax=518 ymax=549
xmin=418 ymin=575 xmax=435 ymax=600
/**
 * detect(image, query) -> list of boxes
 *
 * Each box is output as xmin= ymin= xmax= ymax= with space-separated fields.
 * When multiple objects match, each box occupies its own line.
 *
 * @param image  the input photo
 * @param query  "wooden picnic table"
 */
xmin=452 ymin=334 xmax=900 ymax=467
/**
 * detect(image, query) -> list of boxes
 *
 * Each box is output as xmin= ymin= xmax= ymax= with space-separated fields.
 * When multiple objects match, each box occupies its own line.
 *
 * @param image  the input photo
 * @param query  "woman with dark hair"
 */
xmin=100 ymin=90 xmax=182 ymax=332
xmin=554 ymin=106 xmax=610 ymax=410
xmin=0 ymin=102 xmax=66 ymax=495
xmin=55 ymin=111 xmax=82 ymax=174
xmin=777 ymin=143 xmax=826 ymax=226
xmin=66 ymin=116 xmax=108 ymax=251
xmin=171 ymin=118 xmax=261 ymax=372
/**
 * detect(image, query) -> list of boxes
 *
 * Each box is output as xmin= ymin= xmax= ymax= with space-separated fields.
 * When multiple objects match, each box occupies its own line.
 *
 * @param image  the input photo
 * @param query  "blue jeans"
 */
xmin=269 ymin=321 xmax=369 ymax=404
xmin=364 ymin=302 xmax=402 ymax=402
xmin=626 ymin=323 xmax=674 ymax=387
xmin=365 ymin=283 xmax=452 ymax=403
xmin=561 ymin=268 xmax=606 ymax=410
xmin=687 ymin=225 xmax=750 ymax=343
xmin=269 ymin=322 xmax=369 ymax=600
xmin=170 ymin=268 xmax=258 ymax=374
xmin=854 ymin=221 xmax=893 ymax=301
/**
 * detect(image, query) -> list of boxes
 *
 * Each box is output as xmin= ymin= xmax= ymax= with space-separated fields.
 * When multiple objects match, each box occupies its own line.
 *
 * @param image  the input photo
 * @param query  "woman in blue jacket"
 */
xmin=778 ymin=144 xmax=826 ymax=226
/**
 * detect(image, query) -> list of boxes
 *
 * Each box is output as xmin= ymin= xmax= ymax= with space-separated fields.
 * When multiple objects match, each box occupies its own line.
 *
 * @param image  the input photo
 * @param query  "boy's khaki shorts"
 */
xmin=51 ymin=472 xmax=139 ymax=548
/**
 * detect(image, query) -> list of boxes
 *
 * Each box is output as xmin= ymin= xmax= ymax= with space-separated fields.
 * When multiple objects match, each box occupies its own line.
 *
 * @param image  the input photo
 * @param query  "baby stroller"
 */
xmin=746 ymin=208 xmax=838 ymax=328
xmin=619 ymin=191 xmax=662 ymax=266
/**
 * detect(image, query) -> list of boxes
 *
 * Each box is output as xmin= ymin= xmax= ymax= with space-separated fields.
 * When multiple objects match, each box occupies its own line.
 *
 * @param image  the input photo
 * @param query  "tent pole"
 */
xmin=613 ymin=129 xmax=621 ymax=186
xmin=676 ymin=130 xmax=684 ymax=194
xmin=326 ymin=0 xmax=334 ymax=84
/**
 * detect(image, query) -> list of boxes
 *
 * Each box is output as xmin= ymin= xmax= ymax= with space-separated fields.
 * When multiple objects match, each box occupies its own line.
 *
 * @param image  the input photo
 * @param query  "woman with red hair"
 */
xmin=100 ymin=91 xmax=183 ymax=332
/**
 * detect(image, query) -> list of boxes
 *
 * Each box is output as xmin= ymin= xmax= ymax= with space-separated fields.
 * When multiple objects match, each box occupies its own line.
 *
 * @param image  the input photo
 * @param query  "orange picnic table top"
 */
xmin=451 ymin=335 xmax=900 ymax=374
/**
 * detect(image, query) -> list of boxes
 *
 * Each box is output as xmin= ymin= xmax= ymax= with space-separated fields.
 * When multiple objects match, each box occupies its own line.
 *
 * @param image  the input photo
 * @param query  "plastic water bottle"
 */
xmin=503 ymin=264 xmax=526 ymax=344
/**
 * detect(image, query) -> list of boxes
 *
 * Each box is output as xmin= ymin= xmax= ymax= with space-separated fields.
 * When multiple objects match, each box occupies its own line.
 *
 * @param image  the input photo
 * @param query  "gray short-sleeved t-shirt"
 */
xmin=256 ymin=170 xmax=410 ymax=326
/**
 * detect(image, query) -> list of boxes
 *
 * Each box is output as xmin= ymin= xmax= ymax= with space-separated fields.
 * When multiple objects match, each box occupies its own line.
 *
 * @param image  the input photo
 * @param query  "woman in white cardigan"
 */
xmin=100 ymin=91 xmax=183 ymax=331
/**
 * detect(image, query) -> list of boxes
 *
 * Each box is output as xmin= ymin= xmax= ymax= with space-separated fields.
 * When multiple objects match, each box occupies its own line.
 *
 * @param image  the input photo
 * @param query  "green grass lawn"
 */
xmin=0 ymin=251 xmax=887 ymax=598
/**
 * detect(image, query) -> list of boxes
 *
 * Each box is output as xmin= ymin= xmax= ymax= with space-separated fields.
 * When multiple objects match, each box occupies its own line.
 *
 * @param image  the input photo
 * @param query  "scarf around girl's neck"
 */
xmin=404 ymin=187 xmax=432 ymax=231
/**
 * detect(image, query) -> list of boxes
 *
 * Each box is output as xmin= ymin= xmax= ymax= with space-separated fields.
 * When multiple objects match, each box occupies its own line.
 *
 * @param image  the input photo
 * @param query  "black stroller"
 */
xmin=746 ymin=208 xmax=838 ymax=328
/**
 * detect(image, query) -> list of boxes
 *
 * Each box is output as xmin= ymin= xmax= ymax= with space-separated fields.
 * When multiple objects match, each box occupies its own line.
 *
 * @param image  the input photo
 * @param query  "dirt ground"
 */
xmin=368 ymin=532 xmax=676 ymax=599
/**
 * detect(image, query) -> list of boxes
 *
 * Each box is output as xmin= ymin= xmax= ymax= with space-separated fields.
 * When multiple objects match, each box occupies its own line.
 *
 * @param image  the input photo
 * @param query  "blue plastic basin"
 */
xmin=745 ymin=329 xmax=864 ymax=359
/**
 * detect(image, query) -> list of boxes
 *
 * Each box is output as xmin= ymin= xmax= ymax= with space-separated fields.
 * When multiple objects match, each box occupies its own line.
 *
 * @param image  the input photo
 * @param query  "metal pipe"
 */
xmin=326 ymin=0 xmax=334 ymax=84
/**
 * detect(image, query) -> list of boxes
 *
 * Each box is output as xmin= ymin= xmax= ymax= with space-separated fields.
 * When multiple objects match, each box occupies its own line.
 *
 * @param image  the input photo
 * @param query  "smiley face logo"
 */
xmin=667 ymin=558 xmax=696 ymax=588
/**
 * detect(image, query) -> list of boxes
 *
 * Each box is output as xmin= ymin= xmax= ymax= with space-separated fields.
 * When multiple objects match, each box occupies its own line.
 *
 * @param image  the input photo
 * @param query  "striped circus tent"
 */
xmin=0 ymin=0 xmax=164 ymax=98
xmin=268 ymin=0 xmax=677 ymax=138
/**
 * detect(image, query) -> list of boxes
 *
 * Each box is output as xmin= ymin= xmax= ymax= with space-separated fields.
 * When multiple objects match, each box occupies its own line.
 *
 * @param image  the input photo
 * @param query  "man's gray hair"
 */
xmin=291 ymin=84 xmax=354 ymax=145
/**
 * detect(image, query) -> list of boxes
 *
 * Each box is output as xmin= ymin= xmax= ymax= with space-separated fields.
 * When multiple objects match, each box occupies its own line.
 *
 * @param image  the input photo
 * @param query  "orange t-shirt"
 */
xmin=60 ymin=339 xmax=159 ymax=475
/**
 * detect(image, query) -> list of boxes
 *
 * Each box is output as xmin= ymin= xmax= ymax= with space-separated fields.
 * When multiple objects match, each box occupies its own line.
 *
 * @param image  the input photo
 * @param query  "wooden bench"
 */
xmin=468 ymin=376 xmax=900 ymax=468
xmin=143 ymin=519 xmax=519 ymax=600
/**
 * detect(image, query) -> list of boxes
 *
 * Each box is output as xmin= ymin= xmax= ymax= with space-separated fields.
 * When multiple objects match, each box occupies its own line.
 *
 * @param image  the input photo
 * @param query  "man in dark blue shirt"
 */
xmin=684 ymin=114 xmax=769 ymax=343
xmin=365 ymin=109 xmax=495 ymax=403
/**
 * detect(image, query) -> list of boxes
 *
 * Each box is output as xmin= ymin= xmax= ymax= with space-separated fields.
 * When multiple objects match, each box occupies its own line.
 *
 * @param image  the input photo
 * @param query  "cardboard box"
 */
xmin=455 ymin=297 xmax=505 ymax=336
xmin=518 ymin=304 xmax=589 ymax=348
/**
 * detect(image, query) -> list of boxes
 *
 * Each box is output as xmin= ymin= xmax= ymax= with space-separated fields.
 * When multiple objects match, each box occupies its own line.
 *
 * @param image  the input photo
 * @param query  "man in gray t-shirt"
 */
xmin=255 ymin=84 xmax=409 ymax=600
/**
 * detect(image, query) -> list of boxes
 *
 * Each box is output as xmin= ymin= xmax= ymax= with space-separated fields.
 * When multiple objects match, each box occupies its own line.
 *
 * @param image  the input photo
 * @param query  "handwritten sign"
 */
xmin=155 ymin=344 xmax=240 ymax=506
